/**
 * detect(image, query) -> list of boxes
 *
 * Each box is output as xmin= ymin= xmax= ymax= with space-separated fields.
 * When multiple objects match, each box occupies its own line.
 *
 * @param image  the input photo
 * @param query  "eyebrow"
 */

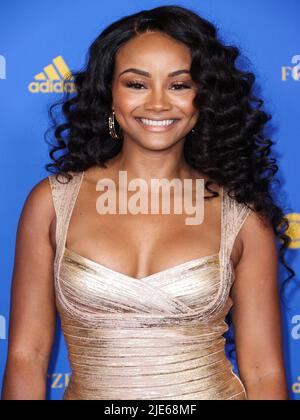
xmin=118 ymin=68 xmax=191 ymax=78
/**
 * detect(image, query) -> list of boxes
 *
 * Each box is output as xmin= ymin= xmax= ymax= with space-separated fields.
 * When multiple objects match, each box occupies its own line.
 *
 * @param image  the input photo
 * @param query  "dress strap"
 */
xmin=221 ymin=187 xmax=253 ymax=262
xmin=207 ymin=186 xmax=253 ymax=320
xmin=48 ymin=171 xmax=84 ymax=277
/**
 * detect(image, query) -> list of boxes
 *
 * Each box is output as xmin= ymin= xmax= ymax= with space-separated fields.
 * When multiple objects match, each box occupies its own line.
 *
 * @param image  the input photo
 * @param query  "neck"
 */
xmin=107 ymin=139 xmax=198 ymax=185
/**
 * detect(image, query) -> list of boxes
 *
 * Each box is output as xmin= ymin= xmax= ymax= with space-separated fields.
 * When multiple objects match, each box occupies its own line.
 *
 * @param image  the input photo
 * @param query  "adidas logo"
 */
xmin=29 ymin=55 xmax=76 ymax=93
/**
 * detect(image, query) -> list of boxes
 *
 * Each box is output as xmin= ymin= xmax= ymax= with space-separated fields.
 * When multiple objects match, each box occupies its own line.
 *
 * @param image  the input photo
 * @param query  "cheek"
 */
xmin=176 ymin=93 xmax=197 ymax=112
xmin=117 ymin=97 xmax=142 ymax=114
xmin=112 ymin=86 xmax=136 ymax=110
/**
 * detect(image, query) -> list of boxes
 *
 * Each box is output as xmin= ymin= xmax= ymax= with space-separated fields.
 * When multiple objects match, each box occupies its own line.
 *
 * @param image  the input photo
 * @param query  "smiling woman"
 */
xmin=2 ymin=5 xmax=294 ymax=401
xmin=109 ymin=31 xmax=200 ymax=147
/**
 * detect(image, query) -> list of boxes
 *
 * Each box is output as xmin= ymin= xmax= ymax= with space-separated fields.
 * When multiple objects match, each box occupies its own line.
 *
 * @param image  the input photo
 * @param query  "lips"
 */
xmin=135 ymin=118 xmax=180 ymax=126
xmin=137 ymin=118 xmax=179 ymax=121
xmin=135 ymin=118 xmax=180 ymax=131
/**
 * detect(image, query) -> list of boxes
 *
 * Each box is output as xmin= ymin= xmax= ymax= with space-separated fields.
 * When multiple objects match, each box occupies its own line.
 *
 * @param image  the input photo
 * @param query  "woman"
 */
xmin=2 ymin=5 xmax=293 ymax=400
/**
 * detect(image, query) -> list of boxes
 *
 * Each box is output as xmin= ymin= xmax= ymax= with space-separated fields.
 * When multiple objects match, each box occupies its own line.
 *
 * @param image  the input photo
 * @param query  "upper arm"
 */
xmin=230 ymin=210 xmax=286 ymax=386
xmin=6 ymin=177 xmax=57 ymax=372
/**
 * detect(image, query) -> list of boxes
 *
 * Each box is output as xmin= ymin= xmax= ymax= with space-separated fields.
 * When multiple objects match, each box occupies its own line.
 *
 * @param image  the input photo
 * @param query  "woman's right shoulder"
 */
xmin=21 ymin=173 xmax=72 ymax=229
xmin=23 ymin=171 xmax=78 ymax=224
xmin=20 ymin=175 xmax=57 ymax=227
xmin=21 ymin=171 xmax=81 ymax=226
xmin=14 ymin=174 xmax=67 ymax=254
xmin=25 ymin=172 xmax=72 ymax=215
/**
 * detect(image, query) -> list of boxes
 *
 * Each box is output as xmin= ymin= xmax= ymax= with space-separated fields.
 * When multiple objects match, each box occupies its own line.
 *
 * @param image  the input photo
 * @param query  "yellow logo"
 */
xmin=292 ymin=376 xmax=300 ymax=395
xmin=281 ymin=55 xmax=300 ymax=81
xmin=29 ymin=56 xmax=76 ymax=93
xmin=285 ymin=213 xmax=300 ymax=249
xmin=47 ymin=373 xmax=71 ymax=389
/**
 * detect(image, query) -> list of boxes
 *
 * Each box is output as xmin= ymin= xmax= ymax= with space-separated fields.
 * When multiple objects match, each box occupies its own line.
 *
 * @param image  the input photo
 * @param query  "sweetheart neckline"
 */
xmin=59 ymin=171 xmax=226 ymax=283
xmin=63 ymin=246 xmax=221 ymax=282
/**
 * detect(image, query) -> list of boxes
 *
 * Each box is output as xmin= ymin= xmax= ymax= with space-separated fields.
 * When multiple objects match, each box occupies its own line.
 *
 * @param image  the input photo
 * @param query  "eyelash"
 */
xmin=125 ymin=81 xmax=192 ymax=90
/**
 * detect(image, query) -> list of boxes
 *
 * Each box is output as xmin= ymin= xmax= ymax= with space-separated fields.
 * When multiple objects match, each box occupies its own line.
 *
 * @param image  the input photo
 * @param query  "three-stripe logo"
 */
xmin=29 ymin=55 xmax=76 ymax=93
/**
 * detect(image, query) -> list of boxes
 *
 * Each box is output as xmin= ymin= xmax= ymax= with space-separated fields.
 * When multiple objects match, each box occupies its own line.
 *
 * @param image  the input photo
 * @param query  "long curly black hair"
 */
xmin=45 ymin=5 xmax=295 ymax=344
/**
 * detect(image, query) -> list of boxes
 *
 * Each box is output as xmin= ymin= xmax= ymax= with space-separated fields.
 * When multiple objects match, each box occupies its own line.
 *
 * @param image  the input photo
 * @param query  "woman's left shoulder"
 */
xmin=238 ymin=208 xmax=276 ymax=260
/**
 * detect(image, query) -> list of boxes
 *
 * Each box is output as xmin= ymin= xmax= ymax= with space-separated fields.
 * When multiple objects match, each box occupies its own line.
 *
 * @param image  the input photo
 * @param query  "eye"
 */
xmin=126 ymin=81 xmax=146 ymax=89
xmin=172 ymin=83 xmax=192 ymax=90
xmin=125 ymin=81 xmax=192 ymax=90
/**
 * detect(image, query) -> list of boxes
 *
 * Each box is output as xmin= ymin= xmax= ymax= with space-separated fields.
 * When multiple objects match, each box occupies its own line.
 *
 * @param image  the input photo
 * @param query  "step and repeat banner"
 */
xmin=0 ymin=0 xmax=299 ymax=400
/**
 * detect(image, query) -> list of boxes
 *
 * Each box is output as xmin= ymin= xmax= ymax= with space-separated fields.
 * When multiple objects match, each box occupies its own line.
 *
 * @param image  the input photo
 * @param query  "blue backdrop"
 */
xmin=0 ymin=0 xmax=299 ymax=400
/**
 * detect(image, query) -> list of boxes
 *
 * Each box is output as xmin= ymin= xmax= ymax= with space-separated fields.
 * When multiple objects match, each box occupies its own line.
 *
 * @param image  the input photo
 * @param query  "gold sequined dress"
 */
xmin=48 ymin=171 xmax=252 ymax=400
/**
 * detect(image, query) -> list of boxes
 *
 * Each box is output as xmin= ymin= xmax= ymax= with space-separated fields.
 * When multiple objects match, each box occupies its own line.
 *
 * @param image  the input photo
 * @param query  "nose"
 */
xmin=144 ymin=86 xmax=172 ymax=111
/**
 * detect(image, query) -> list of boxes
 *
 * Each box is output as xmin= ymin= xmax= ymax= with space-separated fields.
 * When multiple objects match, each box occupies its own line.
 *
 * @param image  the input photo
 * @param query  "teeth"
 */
xmin=140 ymin=118 xmax=175 ymax=126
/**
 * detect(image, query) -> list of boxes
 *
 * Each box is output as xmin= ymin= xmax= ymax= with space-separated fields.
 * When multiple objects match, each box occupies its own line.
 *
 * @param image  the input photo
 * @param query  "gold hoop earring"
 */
xmin=109 ymin=110 xmax=122 ymax=140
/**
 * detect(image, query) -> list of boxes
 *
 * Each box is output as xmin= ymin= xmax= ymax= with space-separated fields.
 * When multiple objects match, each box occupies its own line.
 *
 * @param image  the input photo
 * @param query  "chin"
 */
xmin=140 ymin=140 xmax=179 ymax=151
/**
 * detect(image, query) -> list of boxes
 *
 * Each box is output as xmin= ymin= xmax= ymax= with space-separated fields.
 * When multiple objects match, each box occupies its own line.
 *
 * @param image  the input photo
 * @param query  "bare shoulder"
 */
xmin=18 ymin=175 xmax=56 ymax=248
xmin=237 ymin=208 xmax=277 ymax=265
xmin=22 ymin=176 xmax=55 ymax=218
xmin=230 ymin=204 xmax=276 ymax=268
xmin=241 ymin=209 xmax=275 ymax=247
